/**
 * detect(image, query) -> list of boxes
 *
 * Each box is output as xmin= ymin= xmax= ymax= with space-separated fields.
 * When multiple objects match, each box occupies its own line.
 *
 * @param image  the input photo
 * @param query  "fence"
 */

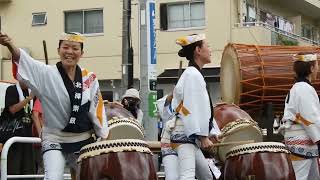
xmin=1 ymin=137 xmax=164 ymax=179
xmin=0 ymin=137 xmax=71 ymax=180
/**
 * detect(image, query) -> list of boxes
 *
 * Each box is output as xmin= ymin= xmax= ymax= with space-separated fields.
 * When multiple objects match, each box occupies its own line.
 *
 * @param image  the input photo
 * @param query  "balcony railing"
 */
xmin=234 ymin=21 xmax=320 ymax=46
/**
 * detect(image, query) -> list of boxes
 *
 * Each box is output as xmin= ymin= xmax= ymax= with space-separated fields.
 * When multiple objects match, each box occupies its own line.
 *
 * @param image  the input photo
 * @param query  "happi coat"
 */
xmin=16 ymin=49 xmax=108 ymax=143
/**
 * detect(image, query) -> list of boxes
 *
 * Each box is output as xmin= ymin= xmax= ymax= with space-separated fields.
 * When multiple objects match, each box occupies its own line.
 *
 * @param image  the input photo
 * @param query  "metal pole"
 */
xmin=139 ymin=0 xmax=157 ymax=141
xmin=0 ymin=136 xmax=72 ymax=179
xmin=121 ymin=0 xmax=135 ymax=91
xmin=0 ymin=47 xmax=3 ymax=80
xmin=0 ymin=18 xmax=3 ymax=80
xmin=1 ymin=137 xmax=41 ymax=180
xmin=264 ymin=102 xmax=274 ymax=141
xmin=127 ymin=0 xmax=134 ymax=89
xmin=121 ymin=0 xmax=131 ymax=94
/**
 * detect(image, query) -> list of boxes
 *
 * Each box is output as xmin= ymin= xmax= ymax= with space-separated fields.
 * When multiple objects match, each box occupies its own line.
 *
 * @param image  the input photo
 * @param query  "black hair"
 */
xmin=178 ymin=34 xmax=204 ymax=61
xmin=293 ymin=52 xmax=316 ymax=79
xmin=121 ymin=97 xmax=140 ymax=119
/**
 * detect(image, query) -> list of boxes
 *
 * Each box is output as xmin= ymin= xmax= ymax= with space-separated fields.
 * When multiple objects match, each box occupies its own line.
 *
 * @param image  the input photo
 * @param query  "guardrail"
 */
xmin=1 ymin=137 xmax=164 ymax=179
xmin=234 ymin=21 xmax=320 ymax=46
xmin=0 ymin=137 xmax=71 ymax=180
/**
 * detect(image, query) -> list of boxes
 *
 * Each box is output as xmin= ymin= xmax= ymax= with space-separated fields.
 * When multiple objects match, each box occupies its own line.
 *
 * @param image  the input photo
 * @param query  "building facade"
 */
xmin=0 ymin=0 xmax=319 ymax=102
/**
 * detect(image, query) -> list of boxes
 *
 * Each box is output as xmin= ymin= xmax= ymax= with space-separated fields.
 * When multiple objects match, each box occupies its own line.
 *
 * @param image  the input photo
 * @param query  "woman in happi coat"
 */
xmin=281 ymin=53 xmax=320 ymax=180
xmin=160 ymin=34 xmax=221 ymax=180
xmin=0 ymin=32 xmax=108 ymax=179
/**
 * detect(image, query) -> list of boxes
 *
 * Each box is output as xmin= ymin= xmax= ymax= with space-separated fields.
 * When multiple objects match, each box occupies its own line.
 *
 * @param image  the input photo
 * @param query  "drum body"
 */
xmin=221 ymin=43 xmax=320 ymax=113
xmin=105 ymin=105 xmax=134 ymax=120
xmin=212 ymin=103 xmax=263 ymax=162
xmin=77 ymin=139 xmax=157 ymax=180
xmin=105 ymin=106 xmax=144 ymax=140
xmin=224 ymin=142 xmax=295 ymax=180
xmin=214 ymin=103 xmax=252 ymax=129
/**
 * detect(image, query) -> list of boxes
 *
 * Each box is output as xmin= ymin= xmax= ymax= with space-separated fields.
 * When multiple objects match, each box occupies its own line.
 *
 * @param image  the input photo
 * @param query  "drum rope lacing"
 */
xmin=220 ymin=118 xmax=259 ymax=135
xmin=226 ymin=143 xmax=290 ymax=159
xmin=230 ymin=44 xmax=320 ymax=112
xmin=254 ymin=45 xmax=267 ymax=108
xmin=78 ymin=139 xmax=152 ymax=162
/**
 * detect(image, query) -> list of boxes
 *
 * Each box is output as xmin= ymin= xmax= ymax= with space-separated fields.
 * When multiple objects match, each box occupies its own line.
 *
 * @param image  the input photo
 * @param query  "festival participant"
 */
xmin=0 ymin=32 xmax=109 ymax=180
xmin=160 ymin=34 xmax=221 ymax=180
xmin=121 ymin=88 xmax=143 ymax=125
xmin=4 ymin=81 xmax=35 ymax=179
xmin=281 ymin=52 xmax=320 ymax=180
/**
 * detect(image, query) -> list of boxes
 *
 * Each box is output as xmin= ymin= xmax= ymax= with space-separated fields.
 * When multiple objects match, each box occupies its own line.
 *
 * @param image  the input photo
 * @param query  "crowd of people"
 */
xmin=0 ymin=31 xmax=320 ymax=180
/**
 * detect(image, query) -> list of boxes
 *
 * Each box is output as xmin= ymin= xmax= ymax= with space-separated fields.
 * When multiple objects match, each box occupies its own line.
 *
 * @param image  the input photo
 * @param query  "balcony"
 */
xmin=277 ymin=0 xmax=320 ymax=19
xmin=232 ymin=21 xmax=320 ymax=46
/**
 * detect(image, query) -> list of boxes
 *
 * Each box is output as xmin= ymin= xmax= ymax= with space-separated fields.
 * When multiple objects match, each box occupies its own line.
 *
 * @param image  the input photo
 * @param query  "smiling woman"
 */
xmin=0 ymin=31 xmax=109 ymax=180
xmin=58 ymin=33 xmax=84 ymax=71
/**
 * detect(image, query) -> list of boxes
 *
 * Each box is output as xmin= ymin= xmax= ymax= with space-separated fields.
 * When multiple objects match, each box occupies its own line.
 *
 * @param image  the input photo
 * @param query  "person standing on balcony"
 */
xmin=0 ymin=32 xmax=109 ymax=180
xmin=281 ymin=53 xmax=320 ymax=180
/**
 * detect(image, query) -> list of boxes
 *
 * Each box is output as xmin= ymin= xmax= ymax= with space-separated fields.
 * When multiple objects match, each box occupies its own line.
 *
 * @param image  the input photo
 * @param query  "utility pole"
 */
xmin=121 ymin=0 xmax=134 ymax=94
xmin=139 ymin=0 xmax=157 ymax=141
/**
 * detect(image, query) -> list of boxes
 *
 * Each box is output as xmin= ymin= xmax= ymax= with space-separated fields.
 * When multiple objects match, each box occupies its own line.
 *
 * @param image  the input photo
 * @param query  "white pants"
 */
xmin=43 ymin=150 xmax=78 ymax=180
xmin=163 ymin=155 xmax=179 ymax=180
xmin=292 ymin=158 xmax=320 ymax=180
xmin=176 ymin=144 xmax=213 ymax=180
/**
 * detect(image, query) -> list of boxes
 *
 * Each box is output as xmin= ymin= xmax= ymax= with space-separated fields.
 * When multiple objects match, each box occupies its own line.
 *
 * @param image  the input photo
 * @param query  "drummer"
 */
xmin=281 ymin=52 xmax=320 ymax=180
xmin=121 ymin=88 xmax=143 ymax=125
xmin=160 ymin=34 xmax=221 ymax=180
xmin=0 ymin=32 xmax=109 ymax=179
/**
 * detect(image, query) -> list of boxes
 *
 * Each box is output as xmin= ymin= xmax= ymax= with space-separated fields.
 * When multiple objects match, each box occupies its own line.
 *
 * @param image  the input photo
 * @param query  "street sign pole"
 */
xmin=139 ymin=0 xmax=157 ymax=141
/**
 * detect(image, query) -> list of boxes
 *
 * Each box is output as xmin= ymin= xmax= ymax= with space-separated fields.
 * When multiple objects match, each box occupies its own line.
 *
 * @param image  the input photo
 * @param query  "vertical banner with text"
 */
xmin=147 ymin=0 xmax=157 ymax=118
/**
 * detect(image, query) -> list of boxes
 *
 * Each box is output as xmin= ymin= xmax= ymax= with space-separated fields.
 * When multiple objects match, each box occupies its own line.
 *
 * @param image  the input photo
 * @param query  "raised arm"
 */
xmin=0 ymin=32 xmax=20 ymax=62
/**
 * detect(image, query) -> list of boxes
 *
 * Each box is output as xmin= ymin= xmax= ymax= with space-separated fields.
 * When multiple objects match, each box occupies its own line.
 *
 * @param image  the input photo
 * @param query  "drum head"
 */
xmin=220 ymin=45 xmax=240 ymax=104
xmin=108 ymin=118 xmax=144 ymax=140
xmin=109 ymin=123 xmax=144 ymax=140
xmin=217 ymin=120 xmax=263 ymax=162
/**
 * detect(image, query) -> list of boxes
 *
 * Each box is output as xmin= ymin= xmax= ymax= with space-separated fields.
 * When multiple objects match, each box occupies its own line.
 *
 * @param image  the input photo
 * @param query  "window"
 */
xmin=65 ymin=9 xmax=103 ymax=34
xmin=246 ymin=5 xmax=256 ymax=22
xmin=160 ymin=1 xmax=205 ymax=30
xmin=32 ymin=12 xmax=47 ymax=26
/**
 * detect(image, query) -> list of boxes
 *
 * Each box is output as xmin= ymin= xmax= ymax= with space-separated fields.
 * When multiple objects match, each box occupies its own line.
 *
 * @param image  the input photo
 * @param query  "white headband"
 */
xmin=295 ymin=54 xmax=317 ymax=62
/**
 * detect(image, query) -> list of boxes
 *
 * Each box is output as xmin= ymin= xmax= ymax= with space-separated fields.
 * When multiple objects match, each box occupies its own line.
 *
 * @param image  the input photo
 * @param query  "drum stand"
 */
xmin=261 ymin=102 xmax=285 ymax=142
xmin=264 ymin=102 xmax=274 ymax=141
